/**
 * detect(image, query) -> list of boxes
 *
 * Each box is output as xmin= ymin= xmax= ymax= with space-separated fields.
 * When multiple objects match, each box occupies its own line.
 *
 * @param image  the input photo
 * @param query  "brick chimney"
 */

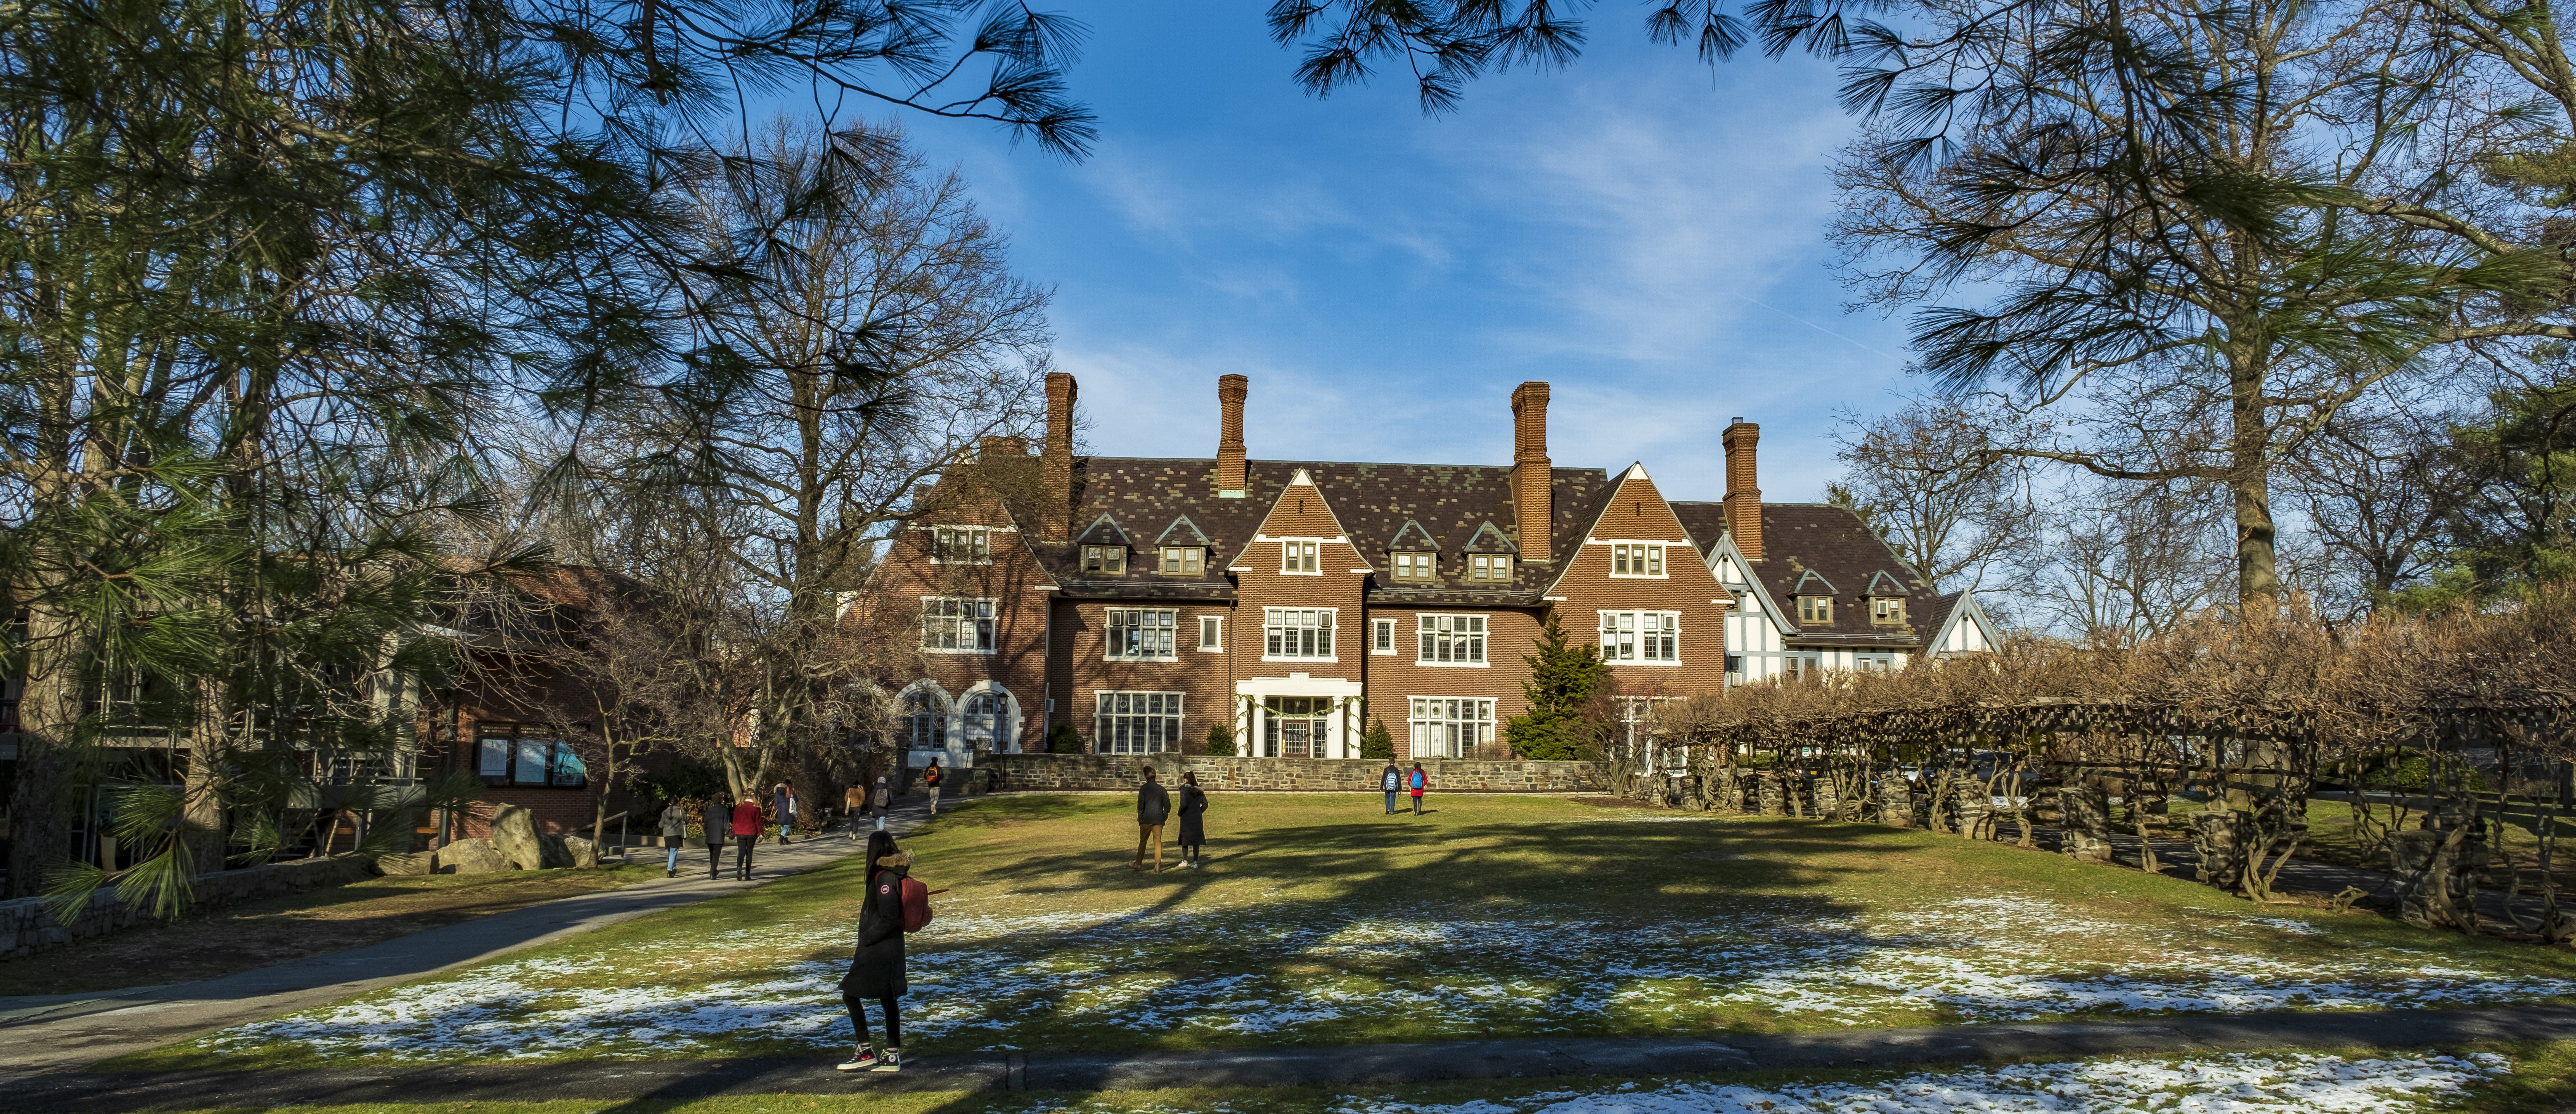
xmin=1216 ymin=374 xmax=1248 ymax=497
xmin=1723 ymin=417 xmax=1762 ymax=561
xmin=1510 ymin=382 xmax=1552 ymax=563
xmin=979 ymin=434 xmax=1027 ymax=462
xmin=1041 ymin=372 xmax=1076 ymax=540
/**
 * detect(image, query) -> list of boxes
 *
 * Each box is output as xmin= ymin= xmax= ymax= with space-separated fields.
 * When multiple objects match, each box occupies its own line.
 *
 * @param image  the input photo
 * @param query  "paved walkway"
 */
xmin=5 ymin=1003 xmax=2573 ymax=1109
xmin=0 ymin=793 xmax=947 ymax=1081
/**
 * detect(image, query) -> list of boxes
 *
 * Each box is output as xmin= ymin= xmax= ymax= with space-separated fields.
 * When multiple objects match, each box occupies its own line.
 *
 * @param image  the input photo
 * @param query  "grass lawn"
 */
xmin=0 ymin=863 xmax=664 ymax=997
xmin=84 ymin=1041 xmax=2576 ymax=1114
xmin=119 ymin=794 xmax=2576 ymax=1071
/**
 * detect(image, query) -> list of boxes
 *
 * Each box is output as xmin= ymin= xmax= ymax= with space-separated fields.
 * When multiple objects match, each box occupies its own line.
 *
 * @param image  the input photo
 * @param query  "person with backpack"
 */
xmin=923 ymin=759 xmax=944 ymax=816
xmin=658 ymin=798 xmax=689 ymax=878
xmin=700 ymin=794 xmax=730 ymax=880
xmin=729 ymin=794 xmax=764 ymax=880
xmin=774 ymin=782 xmax=798 ymax=844
xmin=1380 ymin=759 xmax=1403 ymax=815
xmin=1174 ymin=771 xmax=1208 ymax=869
xmin=1408 ymin=762 xmax=1429 ymax=815
xmin=1134 ymin=766 xmax=1170 ymax=872
xmin=872 ymin=775 xmax=892 ymax=832
xmin=836 ymin=831 xmax=928 ymax=1073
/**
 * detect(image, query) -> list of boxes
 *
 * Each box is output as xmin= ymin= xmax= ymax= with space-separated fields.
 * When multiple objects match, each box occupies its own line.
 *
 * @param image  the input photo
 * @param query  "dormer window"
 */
xmin=1468 ymin=554 xmax=1511 ymax=582
xmin=1160 ymin=546 xmax=1203 ymax=575
xmin=1082 ymin=545 xmax=1126 ymax=574
xmin=931 ymin=526 xmax=990 ymax=564
xmin=1798 ymin=596 xmax=1833 ymax=624
xmin=1391 ymin=552 xmax=1437 ymax=581
xmin=1872 ymin=597 xmax=1905 ymax=624
xmin=1282 ymin=540 xmax=1320 ymax=574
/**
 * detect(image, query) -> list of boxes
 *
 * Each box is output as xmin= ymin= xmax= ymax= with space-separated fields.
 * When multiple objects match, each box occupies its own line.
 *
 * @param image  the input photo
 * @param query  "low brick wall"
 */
xmin=0 ymin=853 xmax=379 ymax=961
xmin=981 ymin=754 xmax=1606 ymax=793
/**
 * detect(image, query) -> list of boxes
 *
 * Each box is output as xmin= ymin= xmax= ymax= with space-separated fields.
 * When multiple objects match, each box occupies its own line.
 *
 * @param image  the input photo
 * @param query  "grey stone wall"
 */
xmin=0 ymin=853 xmax=379 ymax=960
xmin=981 ymin=754 xmax=1606 ymax=793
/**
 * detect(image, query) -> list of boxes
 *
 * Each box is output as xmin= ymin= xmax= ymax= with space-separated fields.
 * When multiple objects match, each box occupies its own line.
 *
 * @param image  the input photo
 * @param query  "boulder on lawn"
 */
xmin=537 ymin=834 xmax=575 ymax=869
xmin=491 ymin=804 xmax=547 ymax=870
xmin=564 ymin=836 xmax=601 ymax=869
xmin=436 ymin=838 xmax=509 ymax=875
xmin=376 ymin=851 xmax=433 ymax=876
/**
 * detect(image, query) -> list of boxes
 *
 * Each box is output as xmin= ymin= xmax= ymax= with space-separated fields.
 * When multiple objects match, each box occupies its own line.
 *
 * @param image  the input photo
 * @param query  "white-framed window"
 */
xmin=1082 ymin=545 xmax=1126 ymax=574
xmin=1373 ymin=618 xmax=1397 ymax=654
xmin=1105 ymin=607 xmax=1179 ymax=660
xmin=921 ymin=597 xmax=996 ymax=653
xmin=961 ymin=690 xmax=1010 ymax=750
xmin=1160 ymin=546 xmax=1203 ymax=575
xmin=1282 ymin=540 xmax=1321 ymax=574
xmin=1263 ymin=607 xmax=1335 ymax=659
xmin=1600 ymin=610 xmax=1679 ymax=663
xmin=1198 ymin=615 xmax=1224 ymax=651
xmin=1872 ymin=597 xmax=1905 ymax=623
xmin=1798 ymin=596 xmax=1833 ymax=624
xmin=1409 ymin=697 xmax=1495 ymax=759
xmin=1468 ymin=553 xmax=1511 ymax=582
xmin=932 ymin=526 xmax=991 ymax=564
xmin=904 ymin=690 xmax=946 ymax=750
xmin=1416 ymin=614 xmax=1487 ymax=664
xmin=1096 ymin=691 xmax=1182 ymax=754
xmin=1390 ymin=552 xmax=1436 ymax=580
xmin=1610 ymin=543 xmax=1665 ymax=577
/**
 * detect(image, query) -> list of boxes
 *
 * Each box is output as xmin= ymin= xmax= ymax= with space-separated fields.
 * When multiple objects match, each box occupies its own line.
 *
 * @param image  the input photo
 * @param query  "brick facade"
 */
xmin=981 ymin=753 xmax=1606 ymax=793
xmin=854 ymin=373 xmax=1780 ymax=768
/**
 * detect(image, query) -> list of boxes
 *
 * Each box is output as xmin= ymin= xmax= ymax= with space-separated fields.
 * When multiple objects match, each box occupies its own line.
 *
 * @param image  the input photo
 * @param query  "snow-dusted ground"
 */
xmin=190 ymin=892 xmax=2576 ymax=1064
xmin=1322 ymin=1052 xmax=2507 ymax=1114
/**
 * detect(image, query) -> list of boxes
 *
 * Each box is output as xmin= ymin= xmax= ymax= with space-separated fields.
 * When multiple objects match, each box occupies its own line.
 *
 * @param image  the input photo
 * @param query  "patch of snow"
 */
xmin=1338 ymin=1052 xmax=2509 ymax=1114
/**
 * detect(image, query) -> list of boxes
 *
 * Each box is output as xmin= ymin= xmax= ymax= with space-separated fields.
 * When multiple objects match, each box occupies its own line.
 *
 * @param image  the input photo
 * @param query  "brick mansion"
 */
xmin=849 ymin=373 xmax=1996 ymax=765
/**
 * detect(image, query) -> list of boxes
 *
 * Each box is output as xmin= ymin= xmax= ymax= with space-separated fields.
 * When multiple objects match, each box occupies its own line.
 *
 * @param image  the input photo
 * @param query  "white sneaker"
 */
xmin=836 ymin=1045 xmax=877 ymax=1071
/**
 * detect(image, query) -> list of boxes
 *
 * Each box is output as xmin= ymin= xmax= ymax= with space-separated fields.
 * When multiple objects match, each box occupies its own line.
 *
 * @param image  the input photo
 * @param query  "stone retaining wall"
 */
xmin=0 ymin=853 xmax=378 ymax=960
xmin=980 ymin=754 xmax=1606 ymax=793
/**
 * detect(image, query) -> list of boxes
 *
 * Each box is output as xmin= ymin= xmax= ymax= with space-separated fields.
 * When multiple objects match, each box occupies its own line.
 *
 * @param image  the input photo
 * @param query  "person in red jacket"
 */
xmin=1408 ymin=762 xmax=1429 ymax=815
xmin=729 ymin=795 xmax=764 ymax=881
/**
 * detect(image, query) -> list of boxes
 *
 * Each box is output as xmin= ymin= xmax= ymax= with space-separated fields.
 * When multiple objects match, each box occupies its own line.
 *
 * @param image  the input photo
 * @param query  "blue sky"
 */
xmin=891 ymin=2 xmax=1921 ymax=504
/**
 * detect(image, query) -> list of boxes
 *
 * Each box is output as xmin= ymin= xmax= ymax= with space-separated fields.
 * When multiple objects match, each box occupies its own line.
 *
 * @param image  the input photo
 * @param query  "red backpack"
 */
xmin=900 ymin=876 xmax=934 ymax=932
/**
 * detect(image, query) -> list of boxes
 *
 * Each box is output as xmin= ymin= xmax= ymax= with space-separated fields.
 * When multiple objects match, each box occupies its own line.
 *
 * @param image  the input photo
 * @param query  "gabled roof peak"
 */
xmin=1464 ymin=521 xmax=1517 ymax=554
xmin=1076 ymin=514 xmax=1130 ymax=545
xmin=1790 ymin=567 xmax=1838 ymax=595
xmin=1865 ymin=569 xmax=1910 ymax=596
xmin=1288 ymin=467 xmax=1314 ymax=487
xmin=1388 ymin=519 xmax=1441 ymax=552
xmin=1155 ymin=516 xmax=1212 ymax=548
xmin=1621 ymin=462 xmax=1650 ymax=481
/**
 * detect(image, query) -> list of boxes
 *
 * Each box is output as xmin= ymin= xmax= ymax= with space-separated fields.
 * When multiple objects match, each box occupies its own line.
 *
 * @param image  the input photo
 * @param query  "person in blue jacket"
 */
xmin=1380 ymin=760 xmax=1403 ymax=815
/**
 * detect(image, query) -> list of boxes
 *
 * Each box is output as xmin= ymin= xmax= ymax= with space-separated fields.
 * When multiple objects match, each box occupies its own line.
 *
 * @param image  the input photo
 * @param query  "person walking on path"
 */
xmin=873 ymin=775 xmax=892 ymax=832
xmin=658 ymin=799 xmax=689 ymax=878
xmin=700 ymin=794 xmax=730 ymax=880
xmin=730 ymin=795 xmax=764 ymax=880
xmin=836 ymin=832 xmax=913 ymax=1073
xmin=1175 ymin=771 xmax=1208 ymax=869
xmin=1380 ymin=759 xmax=1403 ymax=815
xmin=1408 ymin=762 xmax=1429 ymax=815
xmin=923 ymin=759 xmax=944 ymax=816
xmin=774 ymin=783 xmax=798 ymax=844
xmin=1134 ymin=767 xmax=1170 ymax=872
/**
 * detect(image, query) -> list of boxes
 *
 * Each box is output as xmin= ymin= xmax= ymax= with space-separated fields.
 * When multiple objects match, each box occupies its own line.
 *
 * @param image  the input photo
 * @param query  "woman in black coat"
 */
xmin=1175 ymin=771 xmax=1209 ymax=869
xmin=699 ymin=795 xmax=730 ymax=880
xmin=837 ymin=831 xmax=910 ymax=1072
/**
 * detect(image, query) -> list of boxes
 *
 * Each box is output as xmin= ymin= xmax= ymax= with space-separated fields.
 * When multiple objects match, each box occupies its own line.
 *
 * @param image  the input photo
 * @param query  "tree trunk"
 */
xmin=2230 ymin=351 xmax=2281 ymax=601
xmin=7 ymin=595 xmax=89 ymax=897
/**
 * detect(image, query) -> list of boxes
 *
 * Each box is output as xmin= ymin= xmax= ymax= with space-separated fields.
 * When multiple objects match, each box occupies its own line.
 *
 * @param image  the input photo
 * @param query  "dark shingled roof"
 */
xmin=1671 ymin=501 xmax=1944 ymax=648
xmin=1037 ymin=458 xmax=1616 ymax=605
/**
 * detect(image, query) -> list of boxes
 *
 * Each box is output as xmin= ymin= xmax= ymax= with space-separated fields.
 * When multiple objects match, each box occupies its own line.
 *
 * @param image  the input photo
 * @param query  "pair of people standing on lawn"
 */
xmin=1133 ymin=767 xmax=1209 ymax=871
xmin=1380 ymin=760 xmax=1429 ymax=815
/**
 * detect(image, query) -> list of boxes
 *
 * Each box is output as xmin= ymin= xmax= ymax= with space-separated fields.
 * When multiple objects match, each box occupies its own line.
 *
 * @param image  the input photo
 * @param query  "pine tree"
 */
xmin=1360 ymin=719 xmax=1395 ymax=760
xmin=1203 ymin=723 xmax=1236 ymax=757
xmin=1503 ymin=613 xmax=1610 ymax=761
